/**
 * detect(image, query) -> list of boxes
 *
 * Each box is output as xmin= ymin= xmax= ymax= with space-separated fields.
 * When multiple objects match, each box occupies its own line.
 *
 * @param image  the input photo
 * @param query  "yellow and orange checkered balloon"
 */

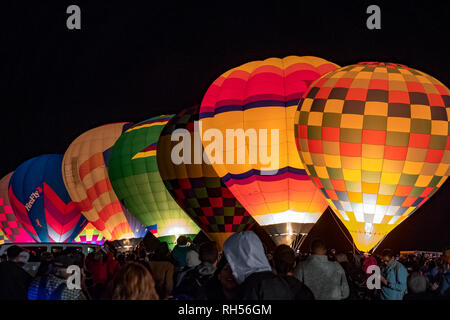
xmin=295 ymin=62 xmax=450 ymax=252
xmin=200 ymin=56 xmax=338 ymax=246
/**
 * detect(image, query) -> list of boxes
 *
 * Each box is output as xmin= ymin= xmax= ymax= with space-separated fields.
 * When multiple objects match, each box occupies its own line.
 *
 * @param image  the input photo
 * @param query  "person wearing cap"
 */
xmin=28 ymin=254 xmax=87 ymax=300
xmin=0 ymin=245 xmax=32 ymax=300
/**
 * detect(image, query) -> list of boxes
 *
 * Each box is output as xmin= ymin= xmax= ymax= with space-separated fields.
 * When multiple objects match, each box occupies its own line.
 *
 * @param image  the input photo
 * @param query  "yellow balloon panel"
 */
xmin=200 ymin=56 xmax=337 ymax=232
xmin=62 ymin=123 xmax=135 ymax=240
xmin=295 ymin=62 xmax=450 ymax=251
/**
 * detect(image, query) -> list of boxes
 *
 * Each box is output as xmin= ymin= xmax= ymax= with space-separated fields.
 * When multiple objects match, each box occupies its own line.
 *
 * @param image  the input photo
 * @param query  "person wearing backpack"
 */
xmin=28 ymin=254 xmax=87 ymax=300
xmin=380 ymin=249 xmax=408 ymax=300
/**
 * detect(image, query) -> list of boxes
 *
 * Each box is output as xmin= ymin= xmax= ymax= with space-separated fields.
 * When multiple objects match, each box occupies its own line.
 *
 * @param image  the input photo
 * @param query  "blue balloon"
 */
xmin=9 ymin=154 xmax=87 ymax=242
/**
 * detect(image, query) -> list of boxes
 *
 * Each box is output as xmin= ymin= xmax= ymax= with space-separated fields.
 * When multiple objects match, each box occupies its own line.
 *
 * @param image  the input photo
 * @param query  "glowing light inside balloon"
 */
xmin=295 ymin=61 xmax=450 ymax=252
xmin=257 ymin=210 xmax=322 ymax=226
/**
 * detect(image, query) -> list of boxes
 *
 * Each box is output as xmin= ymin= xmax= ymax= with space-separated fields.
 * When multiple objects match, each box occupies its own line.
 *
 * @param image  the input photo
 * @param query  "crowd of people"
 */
xmin=0 ymin=230 xmax=449 ymax=300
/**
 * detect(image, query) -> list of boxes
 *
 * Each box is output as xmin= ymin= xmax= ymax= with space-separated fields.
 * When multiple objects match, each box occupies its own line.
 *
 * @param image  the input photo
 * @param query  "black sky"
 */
xmin=1 ymin=1 xmax=449 ymax=251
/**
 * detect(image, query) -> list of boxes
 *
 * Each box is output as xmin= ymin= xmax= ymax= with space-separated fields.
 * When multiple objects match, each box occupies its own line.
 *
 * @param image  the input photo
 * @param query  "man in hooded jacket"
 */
xmin=223 ymin=231 xmax=301 ymax=300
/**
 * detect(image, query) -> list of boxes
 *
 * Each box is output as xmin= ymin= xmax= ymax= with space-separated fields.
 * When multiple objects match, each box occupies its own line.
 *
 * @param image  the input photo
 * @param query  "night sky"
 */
xmin=1 ymin=1 xmax=449 ymax=252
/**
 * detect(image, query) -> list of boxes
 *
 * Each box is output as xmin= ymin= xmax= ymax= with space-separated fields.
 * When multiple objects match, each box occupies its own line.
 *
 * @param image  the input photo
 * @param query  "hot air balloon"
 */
xmin=8 ymin=154 xmax=87 ymax=243
xmin=157 ymin=105 xmax=256 ymax=248
xmin=1 ymin=172 xmax=36 ymax=242
xmin=108 ymin=115 xmax=200 ymax=247
xmin=199 ymin=56 xmax=337 ymax=247
xmin=0 ymin=229 xmax=10 ymax=245
xmin=62 ymin=123 xmax=147 ymax=241
xmin=73 ymin=222 xmax=106 ymax=245
xmin=294 ymin=62 xmax=450 ymax=252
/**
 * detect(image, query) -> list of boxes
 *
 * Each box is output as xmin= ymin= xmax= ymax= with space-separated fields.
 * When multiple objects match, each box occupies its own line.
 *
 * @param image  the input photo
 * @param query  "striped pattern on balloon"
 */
xmin=108 ymin=115 xmax=200 ymax=243
xmin=8 ymin=155 xmax=87 ymax=243
xmin=157 ymin=105 xmax=256 ymax=248
xmin=199 ymin=56 xmax=338 ymax=247
xmin=0 ymin=172 xmax=35 ymax=242
xmin=62 ymin=123 xmax=147 ymax=241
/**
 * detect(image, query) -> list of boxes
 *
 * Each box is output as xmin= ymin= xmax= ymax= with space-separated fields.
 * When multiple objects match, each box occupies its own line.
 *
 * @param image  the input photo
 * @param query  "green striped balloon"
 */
xmin=108 ymin=115 xmax=199 ymax=242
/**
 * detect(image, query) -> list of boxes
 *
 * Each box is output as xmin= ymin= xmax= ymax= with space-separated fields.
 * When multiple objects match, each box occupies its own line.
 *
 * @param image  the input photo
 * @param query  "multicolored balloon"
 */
xmin=73 ymin=222 xmax=106 ymax=245
xmin=1 ymin=172 xmax=36 ymax=242
xmin=9 ymin=154 xmax=87 ymax=243
xmin=108 ymin=115 xmax=200 ymax=241
xmin=0 ymin=229 xmax=11 ymax=245
xmin=62 ymin=123 xmax=147 ymax=241
xmin=157 ymin=105 xmax=256 ymax=247
xmin=199 ymin=56 xmax=337 ymax=246
xmin=295 ymin=62 xmax=450 ymax=252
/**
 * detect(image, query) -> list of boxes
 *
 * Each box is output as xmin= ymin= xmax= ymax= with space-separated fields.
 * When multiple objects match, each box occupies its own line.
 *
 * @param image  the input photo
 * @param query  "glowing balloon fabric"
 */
xmin=0 ymin=229 xmax=10 ymax=245
xmin=62 ymin=123 xmax=146 ymax=241
xmin=108 ymin=115 xmax=200 ymax=240
xmin=295 ymin=62 xmax=450 ymax=252
xmin=199 ymin=56 xmax=337 ymax=246
xmin=8 ymin=155 xmax=87 ymax=243
xmin=73 ymin=222 xmax=106 ymax=245
xmin=0 ymin=172 xmax=35 ymax=242
xmin=157 ymin=105 xmax=256 ymax=247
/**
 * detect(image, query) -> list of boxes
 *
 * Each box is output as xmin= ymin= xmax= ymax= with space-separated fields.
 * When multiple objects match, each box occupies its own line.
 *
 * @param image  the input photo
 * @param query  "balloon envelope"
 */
xmin=73 ymin=222 xmax=106 ymax=245
xmin=295 ymin=62 xmax=450 ymax=252
xmin=0 ymin=172 xmax=36 ymax=243
xmin=62 ymin=123 xmax=147 ymax=240
xmin=199 ymin=56 xmax=337 ymax=246
xmin=9 ymin=154 xmax=87 ymax=243
xmin=157 ymin=105 xmax=256 ymax=247
xmin=108 ymin=115 xmax=200 ymax=242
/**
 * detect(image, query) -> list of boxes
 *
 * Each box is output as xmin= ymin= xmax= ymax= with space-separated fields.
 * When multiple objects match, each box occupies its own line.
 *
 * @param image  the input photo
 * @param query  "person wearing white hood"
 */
xmin=223 ymin=231 xmax=297 ymax=300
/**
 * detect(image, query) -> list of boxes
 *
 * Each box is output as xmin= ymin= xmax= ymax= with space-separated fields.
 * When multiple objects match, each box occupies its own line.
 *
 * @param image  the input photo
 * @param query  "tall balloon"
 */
xmin=73 ymin=222 xmax=106 ymax=245
xmin=62 ymin=123 xmax=147 ymax=241
xmin=108 ymin=115 xmax=200 ymax=243
xmin=199 ymin=56 xmax=337 ymax=246
xmin=8 ymin=155 xmax=87 ymax=243
xmin=295 ymin=62 xmax=450 ymax=252
xmin=157 ymin=105 xmax=256 ymax=247
xmin=1 ymin=172 xmax=36 ymax=242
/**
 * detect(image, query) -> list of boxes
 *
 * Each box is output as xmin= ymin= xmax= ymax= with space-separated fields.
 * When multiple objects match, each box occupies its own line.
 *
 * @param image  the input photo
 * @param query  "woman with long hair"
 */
xmin=111 ymin=262 xmax=159 ymax=300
